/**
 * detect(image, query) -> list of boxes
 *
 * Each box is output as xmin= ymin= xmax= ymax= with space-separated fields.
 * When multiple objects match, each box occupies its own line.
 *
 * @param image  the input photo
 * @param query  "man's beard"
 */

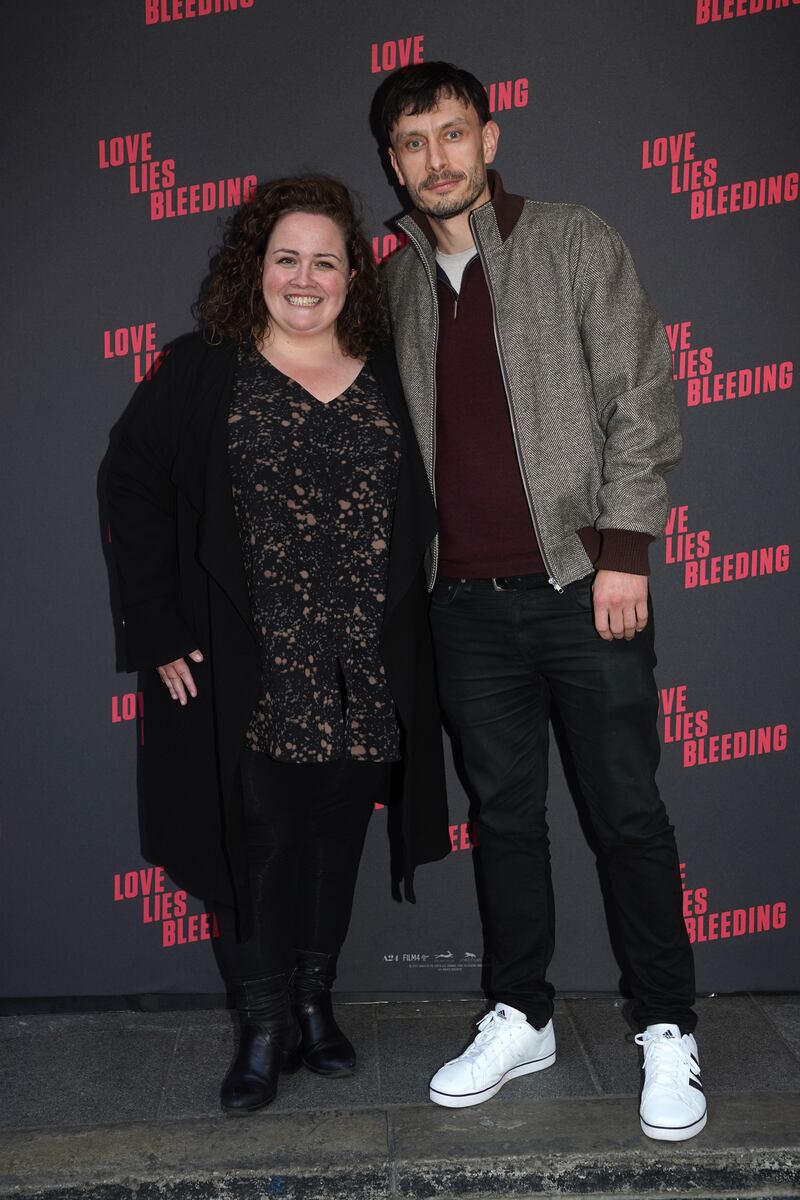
xmin=409 ymin=163 xmax=488 ymax=220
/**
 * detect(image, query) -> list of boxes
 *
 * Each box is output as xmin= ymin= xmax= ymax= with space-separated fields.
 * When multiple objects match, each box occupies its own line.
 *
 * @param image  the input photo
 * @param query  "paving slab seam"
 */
xmin=370 ymin=1005 xmax=384 ymax=1107
xmin=3 ymin=1095 xmax=799 ymax=1198
xmin=751 ymin=994 xmax=800 ymax=1068
xmin=154 ymin=1026 xmax=183 ymax=1122
xmin=2 ymin=1095 xmax=632 ymax=1136
xmin=4 ymin=1090 xmax=800 ymax=1138
xmin=4 ymin=1156 xmax=796 ymax=1200
xmin=560 ymin=1001 xmax=604 ymax=1097
xmin=385 ymin=1102 xmax=397 ymax=1198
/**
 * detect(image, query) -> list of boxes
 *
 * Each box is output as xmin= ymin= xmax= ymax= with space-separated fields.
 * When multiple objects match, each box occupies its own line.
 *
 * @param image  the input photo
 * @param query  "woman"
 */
xmin=107 ymin=176 xmax=450 ymax=1114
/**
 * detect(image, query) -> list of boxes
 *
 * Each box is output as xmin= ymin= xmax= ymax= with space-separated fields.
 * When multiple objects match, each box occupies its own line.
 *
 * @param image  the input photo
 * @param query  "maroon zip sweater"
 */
xmin=435 ymin=259 xmax=547 ymax=578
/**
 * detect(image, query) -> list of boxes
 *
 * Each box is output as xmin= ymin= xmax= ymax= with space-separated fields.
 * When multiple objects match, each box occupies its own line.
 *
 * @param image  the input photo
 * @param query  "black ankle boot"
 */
xmin=221 ymin=973 xmax=302 ymax=1114
xmin=291 ymin=950 xmax=355 ymax=1076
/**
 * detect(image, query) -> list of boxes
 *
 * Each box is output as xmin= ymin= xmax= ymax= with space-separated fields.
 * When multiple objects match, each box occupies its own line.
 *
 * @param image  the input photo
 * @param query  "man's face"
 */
xmin=388 ymin=93 xmax=499 ymax=220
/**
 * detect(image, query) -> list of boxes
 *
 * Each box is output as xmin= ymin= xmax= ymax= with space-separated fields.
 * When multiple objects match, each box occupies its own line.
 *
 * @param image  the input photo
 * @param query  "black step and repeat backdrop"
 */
xmin=3 ymin=0 xmax=798 ymax=1000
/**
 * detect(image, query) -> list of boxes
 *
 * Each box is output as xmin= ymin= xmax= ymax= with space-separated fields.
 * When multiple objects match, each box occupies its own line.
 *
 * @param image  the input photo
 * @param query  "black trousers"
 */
xmin=215 ymin=752 xmax=391 ymax=986
xmin=430 ymin=572 xmax=696 ymax=1033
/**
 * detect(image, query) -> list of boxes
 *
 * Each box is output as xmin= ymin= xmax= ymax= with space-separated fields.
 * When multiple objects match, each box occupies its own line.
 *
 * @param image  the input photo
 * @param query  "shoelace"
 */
xmin=634 ymin=1032 xmax=691 ymax=1094
xmin=459 ymin=1010 xmax=519 ymax=1061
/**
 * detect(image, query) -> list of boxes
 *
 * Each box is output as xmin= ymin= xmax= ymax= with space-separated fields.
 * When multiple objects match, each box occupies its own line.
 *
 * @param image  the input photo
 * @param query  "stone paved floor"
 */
xmin=2 ymin=993 xmax=800 ymax=1127
xmin=1 ymin=994 xmax=799 ymax=1197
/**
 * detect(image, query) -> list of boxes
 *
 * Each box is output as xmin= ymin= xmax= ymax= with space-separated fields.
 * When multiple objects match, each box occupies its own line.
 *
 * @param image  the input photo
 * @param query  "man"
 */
xmin=379 ymin=62 xmax=705 ymax=1142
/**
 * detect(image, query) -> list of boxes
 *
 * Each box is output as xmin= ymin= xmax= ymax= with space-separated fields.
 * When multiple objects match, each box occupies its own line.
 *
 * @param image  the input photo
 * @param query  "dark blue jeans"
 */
xmin=430 ymin=572 xmax=696 ymax=1033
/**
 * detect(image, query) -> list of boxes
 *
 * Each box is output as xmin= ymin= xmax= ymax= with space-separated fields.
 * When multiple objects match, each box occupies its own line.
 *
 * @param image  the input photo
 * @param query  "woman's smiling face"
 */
xmin=261 ymin=212 xmax=352 ymax=341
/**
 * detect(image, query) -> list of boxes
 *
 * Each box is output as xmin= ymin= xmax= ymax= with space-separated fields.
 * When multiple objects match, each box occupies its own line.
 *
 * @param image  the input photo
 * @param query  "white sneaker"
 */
xmin=429 ymin=1003 xmax=556 ymax=1108
xmin=635 ymin=1023 xmax=707 ymax=1141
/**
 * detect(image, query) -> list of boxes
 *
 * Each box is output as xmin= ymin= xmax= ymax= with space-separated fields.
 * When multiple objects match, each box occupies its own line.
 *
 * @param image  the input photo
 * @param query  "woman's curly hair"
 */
xmin=196 ymin=175 xmax=389 ymax=357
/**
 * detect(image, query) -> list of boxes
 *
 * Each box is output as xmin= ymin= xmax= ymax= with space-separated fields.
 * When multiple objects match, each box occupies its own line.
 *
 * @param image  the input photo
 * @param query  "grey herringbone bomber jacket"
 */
xmin=384 ymin=172 xmax=682 ymax=589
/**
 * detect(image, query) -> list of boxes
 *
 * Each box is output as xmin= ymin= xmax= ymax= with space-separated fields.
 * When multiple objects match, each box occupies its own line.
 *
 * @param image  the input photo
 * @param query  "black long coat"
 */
xmin=106 ymin=333 xmax=450 ymax=934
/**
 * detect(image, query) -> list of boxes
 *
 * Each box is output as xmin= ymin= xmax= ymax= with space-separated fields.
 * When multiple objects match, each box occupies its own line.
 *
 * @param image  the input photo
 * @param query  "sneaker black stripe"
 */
xmin=689 ymin=1076 xmax=704 ymax=1091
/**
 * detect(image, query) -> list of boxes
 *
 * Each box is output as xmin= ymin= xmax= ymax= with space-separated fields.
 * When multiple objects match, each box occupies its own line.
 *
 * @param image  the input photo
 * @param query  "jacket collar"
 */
xmin=172 ymin=339 xmax=259 ymax=644
xmin=397 ymin=170 xmax=524 ymax=255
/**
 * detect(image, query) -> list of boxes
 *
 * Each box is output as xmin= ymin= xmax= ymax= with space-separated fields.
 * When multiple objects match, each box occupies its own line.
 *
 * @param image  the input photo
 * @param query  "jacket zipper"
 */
xmin=470 ymin=213 xmax=564 ymax=593
xmin=403 ymin=225 xmax=441 ymax=583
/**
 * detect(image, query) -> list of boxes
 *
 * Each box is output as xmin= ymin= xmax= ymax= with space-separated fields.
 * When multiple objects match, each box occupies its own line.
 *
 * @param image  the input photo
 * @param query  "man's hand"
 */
xmin=592 ymin=571 xmax=648 ymax=641
xmin=157 ymin=649 xmax=204 ymax=704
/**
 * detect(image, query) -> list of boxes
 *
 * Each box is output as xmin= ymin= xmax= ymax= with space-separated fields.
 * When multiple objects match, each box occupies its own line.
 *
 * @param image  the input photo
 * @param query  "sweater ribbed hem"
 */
xmin=583 ymin=527 xmax=654 ymax=576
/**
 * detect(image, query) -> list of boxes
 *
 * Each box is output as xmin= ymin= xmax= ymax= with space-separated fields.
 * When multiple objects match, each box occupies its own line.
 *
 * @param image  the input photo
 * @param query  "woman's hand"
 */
xmin=157 ymin=650 xmax=204 ymax=704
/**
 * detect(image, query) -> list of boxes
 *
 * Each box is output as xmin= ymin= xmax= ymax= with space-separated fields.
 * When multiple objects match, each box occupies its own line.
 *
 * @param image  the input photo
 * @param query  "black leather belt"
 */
xmin=437 ymin=573 xmax=552 ymax=592
xmin=489 ymin=573 xmax=550 ymax=591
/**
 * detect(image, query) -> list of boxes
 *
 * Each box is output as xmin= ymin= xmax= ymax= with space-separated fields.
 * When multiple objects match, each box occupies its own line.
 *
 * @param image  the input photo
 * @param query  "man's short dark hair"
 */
xmin=381 ymin=62 xmax=491 ymax=141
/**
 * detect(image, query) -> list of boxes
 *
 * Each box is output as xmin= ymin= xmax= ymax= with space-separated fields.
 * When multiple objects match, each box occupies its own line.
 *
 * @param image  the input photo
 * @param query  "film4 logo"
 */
xmin=382 ymin=949 xmax=481 ymax=968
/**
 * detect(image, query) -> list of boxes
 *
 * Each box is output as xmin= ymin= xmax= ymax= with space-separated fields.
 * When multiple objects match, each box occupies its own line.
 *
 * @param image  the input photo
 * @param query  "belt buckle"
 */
xmin=491 ymin=576 xmax=512 ymax=592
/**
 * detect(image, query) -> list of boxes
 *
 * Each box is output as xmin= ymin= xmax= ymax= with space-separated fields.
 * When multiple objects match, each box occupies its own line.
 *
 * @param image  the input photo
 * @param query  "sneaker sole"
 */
xmin=640 ymin=1109 xmax=707 ymax=1141
xmin=429 ymin=1050 xmax=556 ymax=1108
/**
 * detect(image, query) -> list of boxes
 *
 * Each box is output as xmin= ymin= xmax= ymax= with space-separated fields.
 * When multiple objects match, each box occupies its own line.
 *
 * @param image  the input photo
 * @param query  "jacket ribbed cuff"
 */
xmin=593 ymin=529 xmax=654 ymax=576
xmin=578 ymin=527 xmax=653 ymax=575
